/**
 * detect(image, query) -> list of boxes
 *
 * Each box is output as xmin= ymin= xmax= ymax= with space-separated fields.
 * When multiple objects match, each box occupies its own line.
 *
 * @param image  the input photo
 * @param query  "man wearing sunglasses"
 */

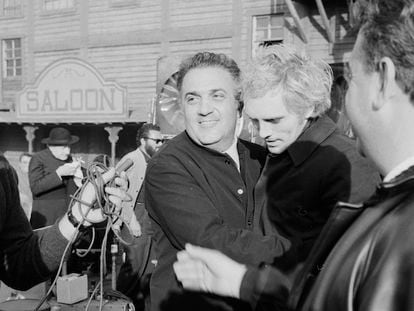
xmin=116 ymin=123 xmax=164 ymax=308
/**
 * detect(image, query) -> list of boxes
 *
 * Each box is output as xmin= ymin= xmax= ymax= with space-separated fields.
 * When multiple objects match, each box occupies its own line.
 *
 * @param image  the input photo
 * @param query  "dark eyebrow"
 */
xmin=264 ymin=117 xmax=283 ymax=122
xmin=209 ymin=88 xmax=227 ymax=94
xmin=184 ymin=91 xmax=200 ymax=98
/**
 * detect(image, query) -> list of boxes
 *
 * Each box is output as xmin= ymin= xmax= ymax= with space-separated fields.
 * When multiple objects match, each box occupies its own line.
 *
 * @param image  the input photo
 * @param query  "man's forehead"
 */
xmin=182 ymin=67 xmax=235 ymax=87
xmin=148 ymin=130 xmax=162 ymax=137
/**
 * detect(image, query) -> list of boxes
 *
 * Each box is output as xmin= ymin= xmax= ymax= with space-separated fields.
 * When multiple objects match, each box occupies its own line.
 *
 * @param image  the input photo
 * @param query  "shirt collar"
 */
xmin=183 ymin=131 xmax=241 ymax=171
xmin=383 ymin=156 xmax=414 ymax=182
xmin=223 ymin=138 xmax=240 ymax=171
xmin=139 ymin=148 xmax=151 ymax=163
xmin=286 ymin=115 xmax=337 ymax=166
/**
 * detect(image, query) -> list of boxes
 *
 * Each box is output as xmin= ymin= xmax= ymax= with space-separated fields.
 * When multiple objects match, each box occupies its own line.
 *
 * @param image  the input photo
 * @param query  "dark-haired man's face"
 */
xmin=344 ymin=33 xmax=380 ymax=163
xmin=181 ymin=67 xmax=239 ymax=152
xmin=143 ymin=130 xmax=163 ymax=157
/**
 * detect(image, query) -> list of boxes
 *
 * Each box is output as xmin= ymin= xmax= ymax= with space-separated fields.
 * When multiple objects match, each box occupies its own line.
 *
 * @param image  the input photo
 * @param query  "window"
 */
xmin=252 ymin=15 xmax=284 ymax=54
xmin=43 ymin=0 xmax=74 ymax=11
xmin=2 ymin=38 xmax=21 ymax=77
xmin=1 ymin=0 xmax=21 ymax=16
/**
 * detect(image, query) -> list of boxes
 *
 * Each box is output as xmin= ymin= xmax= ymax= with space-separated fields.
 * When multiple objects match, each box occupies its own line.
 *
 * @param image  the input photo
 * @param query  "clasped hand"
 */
xmin=56 ymin=161 xmax=81 ymax=177
xmin=71 ymin=168 xmax=132 ymax=227
xmin=173 ymin=244 xmax=247 ymax=298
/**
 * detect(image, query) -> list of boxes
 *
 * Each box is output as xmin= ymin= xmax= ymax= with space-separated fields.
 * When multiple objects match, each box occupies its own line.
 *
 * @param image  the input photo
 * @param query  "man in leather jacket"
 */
xmin=172 ymin=1 xmax=414 ymax=310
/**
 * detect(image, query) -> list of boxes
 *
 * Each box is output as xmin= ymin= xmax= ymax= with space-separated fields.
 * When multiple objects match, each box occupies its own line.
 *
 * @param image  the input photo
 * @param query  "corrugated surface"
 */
xmin=169 ymin=0 xmax=232 ymax=27
xmin=33 ymin=1 xmax=80 ymax=46
xmin=88 ymin=0 xmax=162 ymax=35
xmin=88 ymin=43 xmax=160 ymax=117
xmin=170 ymin=38 xmax=232 ymax=58
xmin=0 ymin=0 xmax=354 ymax=122
xmin=304 ymin=10 xmax=354 ymax=63
xmin=34 ymin=50 xmax=81 ymax=76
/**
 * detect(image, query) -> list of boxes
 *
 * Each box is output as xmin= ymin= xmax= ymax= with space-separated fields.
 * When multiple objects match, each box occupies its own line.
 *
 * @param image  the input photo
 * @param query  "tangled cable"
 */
xmin=34 ymin=158 xmax=135 ymax=311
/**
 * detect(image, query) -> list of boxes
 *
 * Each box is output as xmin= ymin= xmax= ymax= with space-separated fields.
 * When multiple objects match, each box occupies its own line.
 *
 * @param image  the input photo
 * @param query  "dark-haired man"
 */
xmin=144 ymin=52 xmax=292 ymax=311
xmin=116 ymin=123 xmax=164 ymax=307
xmin=173 ymin=1 xmax=414 ymax=310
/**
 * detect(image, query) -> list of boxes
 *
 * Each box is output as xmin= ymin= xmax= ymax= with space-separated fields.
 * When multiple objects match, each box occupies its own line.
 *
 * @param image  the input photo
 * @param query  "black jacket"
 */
xmin=241 ymin=166 xmax=414 ymax=311
xmin=254 ymin=116 xmax=380 ymax=263
xmin=301 ymin=166 xmax=414 ymax=311
xmin=145 ymin=132 xmax=292 ymax=311
xmin=0 ymin=155 xmax=68 ymax=290
xmin=29 ymin=148 xmax=77 ymax=228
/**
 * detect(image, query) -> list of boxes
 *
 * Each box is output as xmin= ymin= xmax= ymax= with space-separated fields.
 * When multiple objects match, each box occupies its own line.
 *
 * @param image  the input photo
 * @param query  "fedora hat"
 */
xmin=41 ymin=127 xmax=79 ymax=145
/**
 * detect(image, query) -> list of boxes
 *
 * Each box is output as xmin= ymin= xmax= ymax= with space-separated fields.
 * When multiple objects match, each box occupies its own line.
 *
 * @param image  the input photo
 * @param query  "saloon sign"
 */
xmin=16 ymin=58 xmax=128 ymax=122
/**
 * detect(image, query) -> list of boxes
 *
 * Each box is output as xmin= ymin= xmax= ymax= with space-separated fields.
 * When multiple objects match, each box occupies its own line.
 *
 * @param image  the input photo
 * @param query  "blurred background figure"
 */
xmin=116 ymin=123 xmax=164 ymax=310
xmin=29 ymin=127 xmax=81 ymax=229
xmin=328 ymin=75 xmax=354 ymax=138
xmin=15 ymin=152 xmax=33 ymax=219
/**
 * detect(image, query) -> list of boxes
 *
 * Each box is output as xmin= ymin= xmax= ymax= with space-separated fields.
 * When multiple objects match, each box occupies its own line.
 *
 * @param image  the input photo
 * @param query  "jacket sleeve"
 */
xmin=320 ymin=145 xmax=380 ymax=207
xmin=239 ymin=265 xmax=291 ymax=311
xmin=0 ymin=161 xmax=68 ymax=290
xmin=144 ymin=158 xmax=292 ymax=266
xmin=29 ymin=154 xmax=63 ymax=196
xmin=356 ymin=208 xmax=414 ymax=311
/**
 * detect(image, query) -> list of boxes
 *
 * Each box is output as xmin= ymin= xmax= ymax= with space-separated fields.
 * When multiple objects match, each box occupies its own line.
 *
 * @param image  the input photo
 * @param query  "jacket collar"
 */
xmin=138 ymin=148 xmax=151 ymax=163
xmin=183 ymin=130 xmax=247 ymax=157
xmin=284 ymin=115 xmax=337 ymax=167
xmin=381 ymin=165 xmax=414 ymax=189
xmin=182 ymin=130 xmax=249 ymax=171
xmin=364 ymin=166 xmax=414 ymax=206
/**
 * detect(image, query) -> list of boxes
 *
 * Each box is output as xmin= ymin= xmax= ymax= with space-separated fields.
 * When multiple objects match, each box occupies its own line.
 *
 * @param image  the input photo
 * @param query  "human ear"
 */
xmin=374 ymin=57 xmax=397 ymax=110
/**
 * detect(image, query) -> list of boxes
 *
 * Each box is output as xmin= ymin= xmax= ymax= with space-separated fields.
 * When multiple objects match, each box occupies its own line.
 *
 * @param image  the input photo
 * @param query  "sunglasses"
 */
xmin=144 ymin=137 xmax=165 ymax=144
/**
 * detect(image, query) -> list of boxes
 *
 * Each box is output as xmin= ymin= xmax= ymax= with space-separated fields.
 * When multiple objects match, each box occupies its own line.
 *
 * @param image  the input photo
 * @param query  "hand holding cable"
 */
xmin=68 ymin=159 xmax=133 ymax=231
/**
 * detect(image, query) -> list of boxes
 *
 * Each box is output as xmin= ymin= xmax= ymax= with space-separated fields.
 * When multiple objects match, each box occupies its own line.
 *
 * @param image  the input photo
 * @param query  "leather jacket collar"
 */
xmin=365 ymin=165 xmax=414 ymax=206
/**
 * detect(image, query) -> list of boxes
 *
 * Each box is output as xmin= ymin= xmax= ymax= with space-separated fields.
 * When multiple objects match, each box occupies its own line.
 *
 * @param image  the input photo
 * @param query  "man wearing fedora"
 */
xmin=29 ymin=127 xmax=82 ymax=229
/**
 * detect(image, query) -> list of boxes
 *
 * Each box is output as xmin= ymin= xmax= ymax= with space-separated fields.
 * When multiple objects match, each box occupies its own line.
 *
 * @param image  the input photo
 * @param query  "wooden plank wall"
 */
xmin=0 ymin=0 xmax=353 ymax=121
xmin=0 ymin=1 xmax=27 ymax=109
xmin=34 ymin=50 xmax=80 ymax=76
xmin=307 ymin=9 xmax=354 ymax=63
xmin=170 ymin=38 xmax=232 ymax=59
xmin=89 ymin=43 xmax=160 ymax=112
xmin=169 ymin=0 xmax=232 ymax=27
xmin=88 ymin=0 xmax=162 ymax=34
xmin=33 ymin=7 xmax=80 ymax=50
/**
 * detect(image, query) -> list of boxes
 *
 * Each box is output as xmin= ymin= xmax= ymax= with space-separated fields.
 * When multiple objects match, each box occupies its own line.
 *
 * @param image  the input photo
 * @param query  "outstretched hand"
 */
xmin=72 ymin=168 xmax=131 ymax=226
xmin=173 ymin=244 xmax=247 ymax=298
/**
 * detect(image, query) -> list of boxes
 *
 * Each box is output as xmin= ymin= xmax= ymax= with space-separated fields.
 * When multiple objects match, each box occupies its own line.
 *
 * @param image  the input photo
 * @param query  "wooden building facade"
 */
xmin=0 ymin=0 xmax=356 ymax=166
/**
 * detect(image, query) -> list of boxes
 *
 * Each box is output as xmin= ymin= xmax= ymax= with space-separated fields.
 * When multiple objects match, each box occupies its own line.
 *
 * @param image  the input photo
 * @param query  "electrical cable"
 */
xmin=33 ymin=160 xmax=134 ymax=311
